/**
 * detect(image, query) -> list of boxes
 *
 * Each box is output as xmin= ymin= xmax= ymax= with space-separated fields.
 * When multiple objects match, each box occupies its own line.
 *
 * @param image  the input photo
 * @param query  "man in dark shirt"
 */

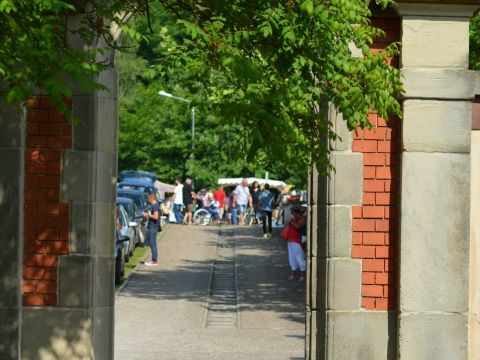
xmin=143 ymin=192 xmax=160 ymax=266
xmin=183 ymin=178 xmax=194 ymax=225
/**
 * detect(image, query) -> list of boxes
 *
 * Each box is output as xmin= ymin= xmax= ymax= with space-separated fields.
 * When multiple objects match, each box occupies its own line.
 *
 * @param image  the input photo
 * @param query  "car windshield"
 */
xmin=118 ymin=202 xmax=134 ymax=217
xmin=118 ymin=192 xmax=146 ymax=209
xmin=117 ymin=206 xmax=128 ymax=227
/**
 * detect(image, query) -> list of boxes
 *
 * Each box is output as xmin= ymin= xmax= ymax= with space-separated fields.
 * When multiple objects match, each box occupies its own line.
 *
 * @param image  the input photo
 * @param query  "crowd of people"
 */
xmin=157 ymin=177 xmax=307 ymax=281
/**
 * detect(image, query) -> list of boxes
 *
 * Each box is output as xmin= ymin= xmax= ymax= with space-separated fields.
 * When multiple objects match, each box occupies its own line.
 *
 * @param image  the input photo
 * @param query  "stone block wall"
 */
xmin=23 ymin=97 xmax=72 ymax=306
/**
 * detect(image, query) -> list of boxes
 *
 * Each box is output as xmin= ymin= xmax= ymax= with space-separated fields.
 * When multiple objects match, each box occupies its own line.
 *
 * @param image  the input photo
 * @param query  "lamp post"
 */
xmin=158 ymin=90 xmax=196 ymax=161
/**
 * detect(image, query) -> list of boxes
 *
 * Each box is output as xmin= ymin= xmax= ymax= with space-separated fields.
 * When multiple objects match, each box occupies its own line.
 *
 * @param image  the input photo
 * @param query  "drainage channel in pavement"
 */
xmin=204 ymin=228 xmax=240 ymax=329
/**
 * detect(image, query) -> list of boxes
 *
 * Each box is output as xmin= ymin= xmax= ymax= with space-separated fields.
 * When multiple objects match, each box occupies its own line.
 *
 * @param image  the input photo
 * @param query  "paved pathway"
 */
xmin=115 ymin=224 xmax=305 ymax=360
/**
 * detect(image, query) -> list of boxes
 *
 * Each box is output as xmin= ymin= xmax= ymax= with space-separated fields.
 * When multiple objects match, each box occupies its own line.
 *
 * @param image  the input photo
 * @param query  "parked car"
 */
xmin=117 ymin=197 xmax=141 ymax=246
xmin=117 ymin=189 xmax=149 ymax=245
xmin=118 ymin=177 xmax=155 ymax=193
xmin=117 ymin=204 xmax=137 ymax=261
xmin=119 ymin=170 xmax=157 ymax=183
xmin=115 ymin=228 xmax=130 ymax=284
xmin=118 ymin=176 xmax=163 ymax=204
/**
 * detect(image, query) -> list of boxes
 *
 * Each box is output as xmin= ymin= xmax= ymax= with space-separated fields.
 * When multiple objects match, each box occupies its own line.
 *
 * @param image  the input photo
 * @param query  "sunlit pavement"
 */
xmin=115 ymin=224 xmax=305 ymax=360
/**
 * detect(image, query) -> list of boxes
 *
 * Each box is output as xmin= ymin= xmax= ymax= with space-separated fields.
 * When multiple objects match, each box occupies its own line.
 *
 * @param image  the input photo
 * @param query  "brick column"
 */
xmin=306 ymin=14 xmax=401 ymax=360
xmin=351 ymin=17 xmax=401 ymax=312
xmin=397 ymin=2 xmax=480 ymax=359
xmin=23 ymin=96 xmax=72 ymax=306
xmin=18 ymin=69 xmax=118 ymax=359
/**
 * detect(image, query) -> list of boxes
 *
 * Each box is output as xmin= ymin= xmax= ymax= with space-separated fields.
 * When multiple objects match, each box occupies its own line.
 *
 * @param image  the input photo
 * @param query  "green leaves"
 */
xmin=300 ymin=0 xmax=314 ymax=15
xmin=470 ymin=14 xmax=480 ymax=70
xmin=0 ymin=0 xmax=149 ymax=114
xmin=152 ymin=0 xmax=402 ymax=173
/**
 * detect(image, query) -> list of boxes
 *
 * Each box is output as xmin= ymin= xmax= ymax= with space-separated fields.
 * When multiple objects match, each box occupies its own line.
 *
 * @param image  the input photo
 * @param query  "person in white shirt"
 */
xmin=173 ymin=177 xmax=184 ymax=224
xmin=234 ymin=178 xmax=252 ymax=225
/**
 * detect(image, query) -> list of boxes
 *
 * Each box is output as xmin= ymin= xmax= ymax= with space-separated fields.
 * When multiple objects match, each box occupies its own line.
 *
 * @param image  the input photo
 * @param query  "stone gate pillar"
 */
xmin=397 ymin=2 xmax=479 ymax=359
xmin=307 ymin=2 xmax=480 ymax=359
xmin=307 ymin=13 xmax=401 ymax=360
xmin=0 ymin=18 xmax=119 ymax=358
xmin=13 ymin=70 xmax=118 ymax=359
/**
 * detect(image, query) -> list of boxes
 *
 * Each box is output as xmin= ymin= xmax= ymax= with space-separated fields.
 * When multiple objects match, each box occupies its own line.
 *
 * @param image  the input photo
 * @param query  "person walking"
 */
xmin=183 ymin=178 xmax=194 ymax=225
xmin=259 ymin=183 xmax=274 ymax=238
xmin=143 ymin=192 xmax=160 ymax=266
xmin=234 ymin=178 xmax=252 ymax=225
xmin=275 ymin=185 xmax=289 ymax=226
xmin=230 ymin=191 xmax=238 ymax=225
xmin=251 ymin=181 xmax=261 ymax=225
xmin=173 ymin=177 xmax=184 ymax=224
xmin=214 ymin=185 xmax=226 ymax=223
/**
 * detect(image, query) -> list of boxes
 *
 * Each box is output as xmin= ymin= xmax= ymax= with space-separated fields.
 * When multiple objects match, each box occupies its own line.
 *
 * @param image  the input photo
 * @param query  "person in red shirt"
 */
xmin=213 ymin=185 xmax=226 ymax=223
xmin=281 ymin=207 xmax=306 ymax=281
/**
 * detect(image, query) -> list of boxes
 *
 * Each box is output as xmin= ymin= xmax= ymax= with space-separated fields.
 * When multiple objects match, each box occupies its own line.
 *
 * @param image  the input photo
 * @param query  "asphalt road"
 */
xmin=115 ymin=224 xmax=305 ymax=360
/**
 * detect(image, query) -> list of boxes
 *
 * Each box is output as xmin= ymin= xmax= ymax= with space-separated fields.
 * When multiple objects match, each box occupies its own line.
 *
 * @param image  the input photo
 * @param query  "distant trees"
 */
xmin=1 ymin=0 xmax=404 ymax=186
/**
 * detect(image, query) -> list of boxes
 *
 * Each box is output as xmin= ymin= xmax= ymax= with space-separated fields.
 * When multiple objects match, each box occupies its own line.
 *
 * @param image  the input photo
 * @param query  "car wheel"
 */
xmin=115 ymin=251 xmax=124 ymax=284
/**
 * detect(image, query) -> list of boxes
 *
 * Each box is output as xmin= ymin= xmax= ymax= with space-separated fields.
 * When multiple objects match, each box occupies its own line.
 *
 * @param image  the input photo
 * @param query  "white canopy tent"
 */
xmin=217 ymin=177 xmax=287 ymax=189
xmin=154 ymin=180 xmax=176 ymax=199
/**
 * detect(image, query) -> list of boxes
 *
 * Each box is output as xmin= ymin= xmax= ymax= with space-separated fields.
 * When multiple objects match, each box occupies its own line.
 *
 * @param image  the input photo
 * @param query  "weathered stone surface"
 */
xmin=401 ymin=152 xmax=470 ymax=313
xmin=401 ymin=17 xmax=469 ymax=68
xmin=396 ymin=3 xmax=480 ymax=18
xmin=309 ymin=253 xmax=317 ymax=310
xmin=92 ymin=308 xmax=114 ymax=360
xmin=0 ymin=104 xmax=23 ymax=149
xmin=93 ymin=256 xmax=115 ymax=308
xmin=329 ymin=105 xmax=352 ymax=152
xmin=316 ymin=205 xmax=327 ymax=258
xmin=0 ymin=308 xmax=18 ymax=359
xmin=72 ymin=95 xmax=95 ymax=151
xmin=95 ymin=97 xmax=117 ymax=153
xmin=399 ymin=313 xmax=468 ymax=360
xmin=21 ymin=308 xmax=92 ymax=360
xmin=310 ymin=167 xmax=319 ymax=206
xmin=327 ymin=259 xmax=361 ymax=310
xmin=97 ymin=69 xmax=118 ymax=100
xmin=328 ymin=153 xmax=363 ymax=205
xmin=70 ymin=202 xmax=115 ymax=255
xmin=402 ymin=68 xmax=476 ymax=100
xmin=469 ymin=132 xmax=480 ymax=359
xmin=326 ymin=311 xmax=394 ymax=359
xmin=403 ymin=100 xmax=471 ymax=153
xmin=73 ymin=96 xmax=118 ymax=153
xmin=311 ymin=205 xmax=322 ymax=258
xmin=62 ymin=150 xmax=116 ymax=203
xmin=316 ymin=256 xmax=328 ymax=312
xmin=327 ymin=206 xmax=352 ymax=258
xmin=58 ymin=255 xmax=93 ymax=308
xmin=0 ymin=150 xmax=21 ymax=308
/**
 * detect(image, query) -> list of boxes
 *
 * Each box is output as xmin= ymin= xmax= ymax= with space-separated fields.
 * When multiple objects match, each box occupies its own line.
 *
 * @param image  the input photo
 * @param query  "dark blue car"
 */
xmin=115 ymin=227 xmax=130 ymax=284
xmin=118 ymin=177 xmax=155 ymax=193
xmin=119 ymin=170 xmax=157 ymax=183
xmin=117 ymin=189 xmax=149 ymax=245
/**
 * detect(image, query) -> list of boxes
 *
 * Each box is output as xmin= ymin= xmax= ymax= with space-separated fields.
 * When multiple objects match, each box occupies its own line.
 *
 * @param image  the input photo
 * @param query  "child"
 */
xmin=281 ymin=206 xmax=306 ymax=281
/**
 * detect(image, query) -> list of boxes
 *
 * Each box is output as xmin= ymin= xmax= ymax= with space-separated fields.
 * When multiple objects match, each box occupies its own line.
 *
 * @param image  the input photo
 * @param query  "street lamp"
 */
xmin=158 ymin=90 xmax=196 ymax=161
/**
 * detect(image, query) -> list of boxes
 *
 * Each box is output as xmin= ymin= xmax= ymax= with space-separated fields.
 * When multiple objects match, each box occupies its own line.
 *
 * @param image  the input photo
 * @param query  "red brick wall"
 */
xmin=351 ymin=17 xmax=400 ymax=311
xmin=23 ymin=97 xmax=72 ymax=306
